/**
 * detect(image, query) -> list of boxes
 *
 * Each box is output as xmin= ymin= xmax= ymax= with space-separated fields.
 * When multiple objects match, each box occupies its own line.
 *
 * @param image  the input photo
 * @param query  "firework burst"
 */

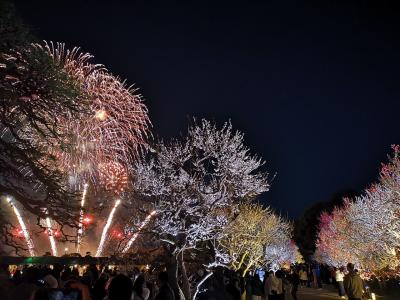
xmin=33 ymin=41 xmax=151 ymax=184
xmin=98 ymin=162 xmax=128 ymax=194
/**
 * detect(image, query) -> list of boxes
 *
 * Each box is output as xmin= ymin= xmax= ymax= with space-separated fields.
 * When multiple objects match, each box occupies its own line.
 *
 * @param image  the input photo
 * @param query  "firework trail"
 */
xmin=122 ymin=210 xmax=157 ymax=253
xmin=6 ymin=197 xmax=36 ymax=257
xmin=96 ymin=199 xmax=121 ymax=257
xmin=76 ymin=183 xmax=89 ymax=253
xmin=21 ymin=42 xmax=151 ymax=255
xmin=45 ymin=215 xmax=58 ymax=256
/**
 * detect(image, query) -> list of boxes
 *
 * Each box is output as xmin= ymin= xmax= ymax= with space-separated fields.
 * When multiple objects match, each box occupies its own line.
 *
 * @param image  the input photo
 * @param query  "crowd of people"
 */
xmin=0 ymin=262 xmax=370 ymax=300
xmin=0 ymin=264 xmax=175 ymax=300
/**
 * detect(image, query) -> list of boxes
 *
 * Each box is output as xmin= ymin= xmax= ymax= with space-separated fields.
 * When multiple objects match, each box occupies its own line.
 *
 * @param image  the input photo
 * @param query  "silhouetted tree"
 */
xmin=293 ymin=189 xmax=357 ymax=260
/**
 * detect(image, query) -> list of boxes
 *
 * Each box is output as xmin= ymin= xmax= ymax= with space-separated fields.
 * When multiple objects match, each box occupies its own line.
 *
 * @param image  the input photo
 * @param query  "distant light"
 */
xmin=95 ymin=109 xmax=107 ymax=121
xmin=83 ymin=216 xmax=93 ymax=225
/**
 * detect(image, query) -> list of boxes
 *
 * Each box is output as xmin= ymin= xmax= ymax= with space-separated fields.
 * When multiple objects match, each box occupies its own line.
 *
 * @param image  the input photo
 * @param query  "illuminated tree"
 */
xmin=315 ymin=146 xmax=400 ymax=278
xmin=129 ymin=120 xmax=270 ymax=300
xmin=221 ymin=203 xmax=292 ymax=276
xmin=0 ymin=45 xmax=83 ymax=233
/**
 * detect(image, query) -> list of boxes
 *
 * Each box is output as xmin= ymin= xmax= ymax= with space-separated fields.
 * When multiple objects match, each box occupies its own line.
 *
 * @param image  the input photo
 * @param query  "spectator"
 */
xmin=0 ymin=265 xmax=13 ymax=300
xmin=335 ymin=267 xmax=346 ymax=298
xmin=298 ymin=267 xmax=307 ymax=287
xmin=12 ymin=266 xmax=40 ymax=300
xmin=312 ymin=264 xmax=322 ymax=289
xmin=250 ymin=272 xmax=263 ymax=300
xmin=226 ymin=274 xmax=241 ymax=300
xmin=155 ymin=271 xmax=175 ymax=300
xmin=106 ymin=274 xmax=133 ymax=300
xmin=132 ymin=274 xmax=150 ymax=300
xmin=265 ymin=271 xmax=282 ymax=300
xmin=289 ymin=268 xmax=300 ymax=300
xmin=344 ymin=263 xmax=364 ymax=300
xmin=93 ymin=272 xmax=108 ymax=300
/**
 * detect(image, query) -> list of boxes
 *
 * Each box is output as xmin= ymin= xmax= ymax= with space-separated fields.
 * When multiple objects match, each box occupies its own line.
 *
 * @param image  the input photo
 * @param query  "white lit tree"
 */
xmin=129 ymin=120 xmax=270 ymax=300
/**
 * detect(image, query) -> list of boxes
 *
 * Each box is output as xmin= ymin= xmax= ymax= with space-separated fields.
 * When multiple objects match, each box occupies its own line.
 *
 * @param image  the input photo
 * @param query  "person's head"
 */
xmin=30 ymin=288 xmax=50 ymax=300
xmin=268 ymin=270 xmax=274 ymax=276
xmin=23 ymin=266 xmax=40 ymax=283
xmin=253 ymin=272 xmax=260 ymax=280
xmin=133 ymin=274 xmax=145 ymax=295
xmin=346 ymin=263 xmax=355 ymax=272
xmin=108 ymin=274 xmax=133 ymax=300
xmin=42 ymin=274 xmax=58 ymax=288
xmin=158 ymin=271 xmax=169 ymax=285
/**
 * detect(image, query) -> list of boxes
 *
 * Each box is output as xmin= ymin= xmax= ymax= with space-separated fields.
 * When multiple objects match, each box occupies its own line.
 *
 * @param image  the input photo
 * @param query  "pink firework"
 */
xmin=33 ymin=42 xmax=151 ymax=183
xmin=98 ymin=162 xmax=129 ymax=194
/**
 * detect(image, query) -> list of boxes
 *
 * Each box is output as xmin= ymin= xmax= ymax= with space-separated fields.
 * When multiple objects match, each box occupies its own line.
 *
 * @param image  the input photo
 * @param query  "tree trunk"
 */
xmin=177 ymin=250 xmax=191 ymax=300
xmin=166 ymin=254 xmax=181 ymax=300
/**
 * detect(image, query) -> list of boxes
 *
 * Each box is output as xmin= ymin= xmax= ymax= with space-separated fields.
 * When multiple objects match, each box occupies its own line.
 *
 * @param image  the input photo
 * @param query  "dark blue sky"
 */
xmin=16 ymin=0 xmax=400 ymax=217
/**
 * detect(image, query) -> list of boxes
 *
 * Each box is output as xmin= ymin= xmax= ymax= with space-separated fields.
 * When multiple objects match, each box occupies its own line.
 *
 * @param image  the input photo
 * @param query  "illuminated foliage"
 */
xmin=221 ymin=203 xmax=293 ymax=276
xmin=129 ymin=120 xmax=270 ymax=299
xmin=315 ymin=146 xmax=400 ymax=278
xmin=0 ymin=45 xmax=83 ymax=234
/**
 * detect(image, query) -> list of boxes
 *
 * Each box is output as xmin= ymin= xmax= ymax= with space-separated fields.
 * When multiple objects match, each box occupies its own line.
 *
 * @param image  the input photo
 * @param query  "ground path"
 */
xmin=292 ymin=285 xmax=391 ymax=300
xmin=295 ymin=285 xmax=346 ymax=300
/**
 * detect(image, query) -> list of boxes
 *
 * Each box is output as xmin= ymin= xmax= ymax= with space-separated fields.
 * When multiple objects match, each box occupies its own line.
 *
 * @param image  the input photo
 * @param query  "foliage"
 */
xmin=0 ymin=45 xmax=84 ymax=234
xmin=221 ymin=203 xmax=293 ymax=276
xmin=294 ymin=189 xmax=357 ymax=260
xmin=315 ymin=146 xmax=400 ymax=279
xmin=127 ymin=119 xmax=270 ymax=299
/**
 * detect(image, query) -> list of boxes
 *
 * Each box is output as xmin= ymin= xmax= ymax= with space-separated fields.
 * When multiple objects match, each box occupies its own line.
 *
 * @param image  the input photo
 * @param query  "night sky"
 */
xmin=15 ymin=0 xmax=400 ymax=217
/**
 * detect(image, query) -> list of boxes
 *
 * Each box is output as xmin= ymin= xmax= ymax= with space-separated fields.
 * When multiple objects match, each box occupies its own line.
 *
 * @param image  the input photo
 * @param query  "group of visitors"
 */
xmin=332 ymin=263 xmax=366 ymax=300
xmin=241 ymin=267 xmax=301 ymax=300
xmin=0 ymin=264 xmax=174 ymax=300
xmin=0 ymin=261 xmax=370 ymax=300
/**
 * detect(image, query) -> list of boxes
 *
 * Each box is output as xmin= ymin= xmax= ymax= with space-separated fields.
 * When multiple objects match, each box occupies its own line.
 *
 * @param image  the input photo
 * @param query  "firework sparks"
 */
xmin=6 ymin=197 xmax=35 ymax=257
xmin=33 ymin=42 xmax=151 ymax=185
xmin=122 ymin=210 xmax=157 ymax=253
xmin=98 ymin=162 xmax=128 ymax=194
xmin=95 ymin=199 xmax=121 ymax=257
xmin=76 ymin=183 xmax=89 ymax=253
xmin=45 ymin=216 xmax=58 ymax=256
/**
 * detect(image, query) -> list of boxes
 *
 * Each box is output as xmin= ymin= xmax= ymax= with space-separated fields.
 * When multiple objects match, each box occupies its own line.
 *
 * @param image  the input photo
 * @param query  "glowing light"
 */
xmin=96 ymin=199 xmax=121 ymax=257
xmin=46 ymin=216 xmax=58 ymax=256
xmin=76 ymin=183 xmax=89 ymax=253
xmin=6 ymin=197 xmax=35 ymax=256
xmin=112 ymin=230 xmax=123 ymax=239
xmin=95 ymin=109 xmax=107 ymax=121
xmin=98 ymin=162 xmax=128 ymax=194
xmin=82 ymin=216 xmax=93 ymax=225
xmin=122 ymin=210 xmax=157 ymax=253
